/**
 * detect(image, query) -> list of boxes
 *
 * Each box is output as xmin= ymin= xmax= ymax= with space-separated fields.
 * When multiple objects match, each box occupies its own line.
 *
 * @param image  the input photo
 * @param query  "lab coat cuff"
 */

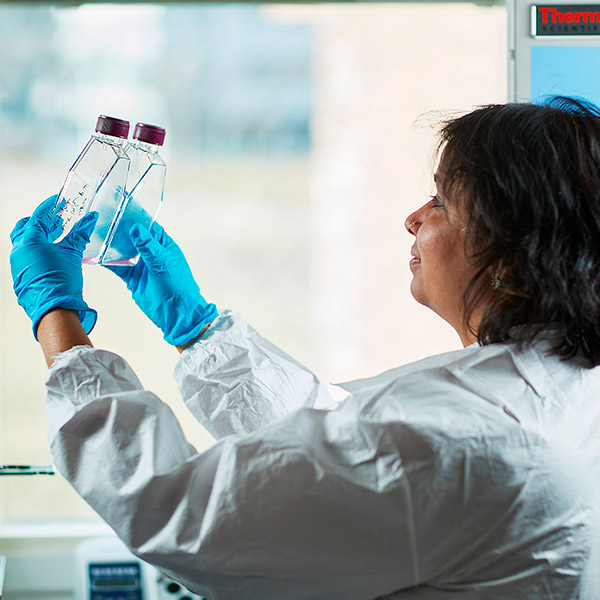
xmin=45 ymin=346 xmax=145 ymax=446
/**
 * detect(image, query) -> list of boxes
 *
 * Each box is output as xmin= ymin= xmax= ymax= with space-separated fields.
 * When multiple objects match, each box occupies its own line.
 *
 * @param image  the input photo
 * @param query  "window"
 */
xmin=0 ymin=1 xmax=507 ymax=524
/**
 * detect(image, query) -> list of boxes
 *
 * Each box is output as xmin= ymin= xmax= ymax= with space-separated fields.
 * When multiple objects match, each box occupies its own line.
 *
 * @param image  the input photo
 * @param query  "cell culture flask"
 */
xmin=101 ymin=122 xmax=167 ymax=266
xmin=54 ymin=115 xmax=131 ymax=264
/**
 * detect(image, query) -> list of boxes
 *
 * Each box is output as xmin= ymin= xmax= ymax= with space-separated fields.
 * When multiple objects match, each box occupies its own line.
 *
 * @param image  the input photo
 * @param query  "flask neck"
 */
xmin=95 ymin=131 xmax=127 ymax=146
xmin=133 ymin=139 xmax=160 ymax=154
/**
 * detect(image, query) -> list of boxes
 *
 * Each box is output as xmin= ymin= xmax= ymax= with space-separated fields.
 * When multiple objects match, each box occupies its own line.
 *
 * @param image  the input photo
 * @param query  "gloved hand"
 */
xmin=10 ymin=195 xmax=99 ymax=339
xmin=105 ymin=221 xmax=218 ymax=346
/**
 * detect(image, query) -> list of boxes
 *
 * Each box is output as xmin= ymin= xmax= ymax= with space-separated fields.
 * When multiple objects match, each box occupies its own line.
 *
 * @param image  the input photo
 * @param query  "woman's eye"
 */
xmin=430 ymin=195 xmax=444 ymax=208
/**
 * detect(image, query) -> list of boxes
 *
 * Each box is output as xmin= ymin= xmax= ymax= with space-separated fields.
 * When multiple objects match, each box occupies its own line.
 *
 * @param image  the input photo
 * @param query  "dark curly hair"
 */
xmin=437 ymin=96 xmax=600 ymax=366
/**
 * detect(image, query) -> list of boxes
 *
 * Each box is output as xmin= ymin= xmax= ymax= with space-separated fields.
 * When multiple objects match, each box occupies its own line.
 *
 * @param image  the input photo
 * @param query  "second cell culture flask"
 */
xmin=100 ymin=123 xmax=167 ymax=266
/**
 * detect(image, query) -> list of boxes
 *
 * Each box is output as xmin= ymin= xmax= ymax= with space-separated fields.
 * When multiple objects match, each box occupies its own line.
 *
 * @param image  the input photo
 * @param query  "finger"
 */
xmin=130 ymin=224 xmax=165 ymax=271
xmin=149 ymin=221 xmax=174 ymax=247
xmin=65 ymin=211 xmax=99 ymax=248
xmin=51 ymin=197 xmax=66 ymax=217
xmin=28 ymin=195 xmax=61 ymax=236
xmin=10 ymin=217 xmax=30 ymax=244
xmin=49 ymin=198 xmax=67 ymax=232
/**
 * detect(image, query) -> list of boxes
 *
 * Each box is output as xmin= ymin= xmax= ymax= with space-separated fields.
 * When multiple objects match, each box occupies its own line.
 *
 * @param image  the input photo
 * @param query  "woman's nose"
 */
xmin=405 ymin=201 xmax=430 ymax=235
xmin=405 ymin=210 xmax=421 ymax=235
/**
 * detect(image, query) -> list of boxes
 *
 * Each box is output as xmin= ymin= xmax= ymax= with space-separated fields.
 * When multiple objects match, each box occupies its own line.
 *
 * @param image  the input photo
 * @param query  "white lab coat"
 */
xmin=46 ymin=310 xmax=600 ymax=599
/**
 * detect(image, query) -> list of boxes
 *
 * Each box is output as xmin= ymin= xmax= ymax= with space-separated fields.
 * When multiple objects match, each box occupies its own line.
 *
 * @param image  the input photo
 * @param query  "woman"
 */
xmin=10 ymin=97 xmax=600 ymax=598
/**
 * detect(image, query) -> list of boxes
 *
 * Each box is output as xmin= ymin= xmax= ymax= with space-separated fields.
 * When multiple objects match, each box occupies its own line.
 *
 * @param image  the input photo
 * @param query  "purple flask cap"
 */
xmin=133 ymin=123 xmax=166 ymax=146
xmin=95 ymin=115 xmax=130 ymax=139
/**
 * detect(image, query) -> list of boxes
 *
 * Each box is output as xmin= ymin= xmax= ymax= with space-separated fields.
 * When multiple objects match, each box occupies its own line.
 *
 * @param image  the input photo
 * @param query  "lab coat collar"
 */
xmin=335 ymin=325 xmax=564 ymax=395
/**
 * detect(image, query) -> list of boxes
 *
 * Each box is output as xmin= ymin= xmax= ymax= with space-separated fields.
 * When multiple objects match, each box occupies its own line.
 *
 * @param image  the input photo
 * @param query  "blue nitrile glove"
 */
xmin=10 ymin=195 xmax=99 ymax=339
xmin=105 ymin=221 xmax=218 ymax=346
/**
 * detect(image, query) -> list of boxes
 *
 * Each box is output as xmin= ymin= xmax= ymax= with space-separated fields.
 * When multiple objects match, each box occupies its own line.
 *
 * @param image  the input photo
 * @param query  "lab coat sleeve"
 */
xmin=173 ymin=310 xmax=334 ymax=438
xmin=46 ymin=346 xmax=436 ymax=599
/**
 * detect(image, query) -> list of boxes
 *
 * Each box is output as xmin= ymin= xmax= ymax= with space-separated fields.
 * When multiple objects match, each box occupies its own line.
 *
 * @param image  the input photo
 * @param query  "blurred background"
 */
xmin=0 ymin=1 xmax=507 ymax=525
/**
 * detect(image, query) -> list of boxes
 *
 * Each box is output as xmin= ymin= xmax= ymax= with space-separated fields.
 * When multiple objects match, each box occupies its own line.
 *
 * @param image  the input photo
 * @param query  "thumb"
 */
xmin=10 ymin=217 xmax=30 ymax=244
xmin=65 ymin=211 xmax=99 ymax=249
xmin=130 ymin=224 xmax=166 ymax=271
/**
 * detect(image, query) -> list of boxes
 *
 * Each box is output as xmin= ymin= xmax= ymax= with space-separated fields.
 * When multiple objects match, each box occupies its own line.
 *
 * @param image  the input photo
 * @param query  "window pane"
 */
xmin=0 ymin=2 xmax=506 ymax=523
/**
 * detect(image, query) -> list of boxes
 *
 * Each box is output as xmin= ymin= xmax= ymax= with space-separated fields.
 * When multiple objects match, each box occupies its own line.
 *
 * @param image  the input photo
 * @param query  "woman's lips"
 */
xmin=410 ymin=246 xmax=420 ymax=269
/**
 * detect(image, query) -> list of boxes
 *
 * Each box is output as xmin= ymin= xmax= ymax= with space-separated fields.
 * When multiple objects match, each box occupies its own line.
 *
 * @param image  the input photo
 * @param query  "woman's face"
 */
xmin=405 ymin=175 xmax=477 ymax=345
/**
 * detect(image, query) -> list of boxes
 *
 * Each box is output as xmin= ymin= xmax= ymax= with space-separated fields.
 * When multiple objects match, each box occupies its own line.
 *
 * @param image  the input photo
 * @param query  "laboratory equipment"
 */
xmin=53 ymin=115 xmax=131 ymax=264
xmin=509 ymin=1 xmax=600 ymax=104
xmin=75 ymin=537 xmax=158 ymax=600
xmin=157 ymin=573 xmax=205 ymax=600
xmin=75 ymin=537 xmax=205 ymax=600
xmin=101 ymin=123 xmax=167 ymax=266
xmin=0 ymin=464 xmax=55 ymax=476
xmin=0 ymin=555 xmax=5 ymax=600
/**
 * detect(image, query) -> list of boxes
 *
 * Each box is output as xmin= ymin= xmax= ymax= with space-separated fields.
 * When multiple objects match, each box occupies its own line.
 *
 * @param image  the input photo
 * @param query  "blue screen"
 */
xmin=89 ymin=562 xmax=142 ymax=599
xmin=531 ymin=46 xmax=600 ymax=105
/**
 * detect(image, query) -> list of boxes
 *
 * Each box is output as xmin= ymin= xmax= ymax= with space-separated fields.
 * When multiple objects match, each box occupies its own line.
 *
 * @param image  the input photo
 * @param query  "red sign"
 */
xmin=533 ymin=4 xmax=600 ymax=36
